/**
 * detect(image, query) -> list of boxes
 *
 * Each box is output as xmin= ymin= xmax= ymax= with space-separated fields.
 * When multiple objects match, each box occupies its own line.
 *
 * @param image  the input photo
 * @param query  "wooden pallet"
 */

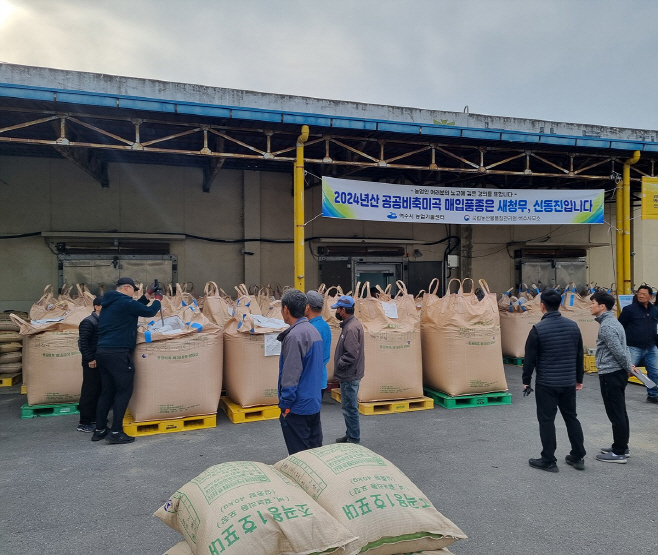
xmin=0 ymin=372 xmax=21 ymax=387
xmin=424 ymin=387 xmax=512 ymax=409
xmin=503 ymin=356 xmax=523 ymax=366
xmin=21 ymin=402 xmax=80 ymax=419
xmin=584 ymin=355 xmax=598 ymax=374
xmin=220 ymin=396 xmax=280 ymax=423
xmin=122 ymin=410 xmax=216 ymax=436
xmin=330 ymin=388 xmax=434 ymax=415
xmin=628 ymin=367 xmax=648 ymax=386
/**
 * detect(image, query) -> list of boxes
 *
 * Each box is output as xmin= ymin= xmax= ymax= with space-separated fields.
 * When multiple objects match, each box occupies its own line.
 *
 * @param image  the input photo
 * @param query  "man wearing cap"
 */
xmin=76 ymin=296 xmax=103 ymax=433
xmin=331 ymin=295 xmax=365 ymax=444
xmin=92 ymin=277 xmax=162 ymax=444
xmin=306 ymin=290 xmax=331 ymax=397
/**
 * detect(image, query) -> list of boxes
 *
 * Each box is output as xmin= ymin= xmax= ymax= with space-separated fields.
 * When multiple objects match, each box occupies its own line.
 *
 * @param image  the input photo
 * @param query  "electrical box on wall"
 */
xmin=447 ymin=255 xmax=460 ymax=268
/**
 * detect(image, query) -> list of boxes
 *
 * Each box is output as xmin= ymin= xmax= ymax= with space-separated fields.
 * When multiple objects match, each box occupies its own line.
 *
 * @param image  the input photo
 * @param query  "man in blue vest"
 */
xmin=522 ymin=289 xmax=586 ymax=472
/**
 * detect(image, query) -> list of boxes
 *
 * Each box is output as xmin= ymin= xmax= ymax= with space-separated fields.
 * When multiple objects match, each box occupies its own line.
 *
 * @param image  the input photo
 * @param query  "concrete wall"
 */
xmin=1 ymin=154 xmax=641 ymax=312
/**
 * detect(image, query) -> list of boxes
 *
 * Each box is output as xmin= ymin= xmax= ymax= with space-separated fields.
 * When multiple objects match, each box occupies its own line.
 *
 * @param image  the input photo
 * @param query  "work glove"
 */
xmin=147 ymin=282 xmax=164 ymax=301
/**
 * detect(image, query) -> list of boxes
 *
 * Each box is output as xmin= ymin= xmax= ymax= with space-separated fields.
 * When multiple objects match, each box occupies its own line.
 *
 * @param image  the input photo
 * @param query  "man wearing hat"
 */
xmin=92 ymin=277 xmax=162 ymax=444
xmin=306 ymin=290 xmax=331 ymax=396
xmin=331 ymin=295 xmax=365 ymax=444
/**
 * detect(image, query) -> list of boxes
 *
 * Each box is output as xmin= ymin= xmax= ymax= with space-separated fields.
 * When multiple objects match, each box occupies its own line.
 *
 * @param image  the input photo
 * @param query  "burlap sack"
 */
xmin=560 ymin=284 xmax=599 ymax=349
xmin=321 ymin=286 xmax=344 ymax=383
xmin=29 ymin=285 xmax=58 ymax=320
xmin=0 ymin=351 xmax=21 ymax=364
xmin=274 ymin=444 xmax=467 ymax=555
xmin=0 ymin=331 xmax=22 ymax=343
xmin=421 ymin=278 xmax=507 ymax=396
xmin=223 ymin=313 xmax=287 ymax=407
xmin=130 ymin=323 xmax=223 ymax=422
xmin=498 ymin=287 xmax=542 ymax=358
xmin=0 ymin=362 xmax=21 ymax=374
xmin=0 ymin=342 xmax=22 ymax=353
xmin=233 ymin=284 xmax=262 ymax=316
xmin=154 ymin=461 xmax=358 ymax=555
xmin=355 ymin=282 xmax=423 ymax=402
xmin=0 ymin=315 xmax=20 ymax=331
xmin=21 ymin=330 xmax=82 ymax=405
xmin=201 ymin=281 xmax=232 ymax=329
xmin=12 ymin=305 xmax=92 ymax=333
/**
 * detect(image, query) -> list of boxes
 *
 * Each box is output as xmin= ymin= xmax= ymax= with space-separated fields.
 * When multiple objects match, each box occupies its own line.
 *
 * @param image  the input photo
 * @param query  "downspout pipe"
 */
xmin=622 ymin=150 xmax=641 ymax=295
xmin=294 ymin=125 xmax=310 ymax=291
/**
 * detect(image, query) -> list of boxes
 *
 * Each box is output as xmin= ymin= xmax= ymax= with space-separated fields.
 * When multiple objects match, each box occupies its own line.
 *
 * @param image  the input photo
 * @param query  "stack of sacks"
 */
xmin=320 ymin=285 xmax=344 ymax=383
xmin=355 ymin=281 xmax=424 ymax=402
xmin=156 ymin=444 xmax=466 ymax=555
xmin=498 ymin=284 xmax=543 ymax=358
xmin=11 ymin=302 xmax=91 ymax=406
xmin=0 ymin=325 xmax=24 ymax=375
xmin=129 ymin=304 xmax=223 ymax=423
xmin=223 ymin=307 xmax=288 ymax=408
xmin=560 ymin=283 xmax=605 ymax=350
xmin=201 ymin=281 xmax=233 ymax=329
xmin=421 ymin=278 xmax=507 ymax=396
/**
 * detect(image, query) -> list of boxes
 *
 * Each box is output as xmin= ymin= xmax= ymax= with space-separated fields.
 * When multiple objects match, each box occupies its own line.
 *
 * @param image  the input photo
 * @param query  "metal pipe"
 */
xmin=294 ymin=125 xmax=309 ymax=291
xmin=622 ymin=151 xmax=640 ymax=294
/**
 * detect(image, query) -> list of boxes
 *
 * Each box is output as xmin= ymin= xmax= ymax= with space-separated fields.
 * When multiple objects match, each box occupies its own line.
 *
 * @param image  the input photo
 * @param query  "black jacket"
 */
xmin=522 ymin=311 xmax=584 ymax=387
xmin=98 ymin=291 xmax=161 ymax=350
xmin=333 ymin=315 xmax=365 ymax=383
xmin=78 ymin=312 xmax=99 ymax=364
xmin=618 ymin=298 xmax=657 ymax=348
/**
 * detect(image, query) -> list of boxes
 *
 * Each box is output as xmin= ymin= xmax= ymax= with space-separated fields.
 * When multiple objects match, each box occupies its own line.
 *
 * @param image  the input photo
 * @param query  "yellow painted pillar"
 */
xmin=615 ymin=176 xmax=623 ymax=299
xmin=294 ymin=125 xmax=309 ymax=291
xmin=622 ymin=151 xmax=640 ymax=295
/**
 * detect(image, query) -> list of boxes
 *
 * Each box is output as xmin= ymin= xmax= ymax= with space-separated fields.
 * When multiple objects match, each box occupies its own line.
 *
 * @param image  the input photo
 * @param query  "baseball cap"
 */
xmin=331 ymin=295 xmax=355 ymax=309
xmin=116 ymin=277 xmax=138 ymax=290
xmin=306 ymin=290 xmax=324 ymax=310
xmin=93 ymin=296 xmax=103 ymax=306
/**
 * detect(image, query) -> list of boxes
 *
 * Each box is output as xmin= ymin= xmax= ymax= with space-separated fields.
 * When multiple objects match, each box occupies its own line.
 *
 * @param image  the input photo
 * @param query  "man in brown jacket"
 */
xmin=331 ymin=295 xmax=365 ymax=444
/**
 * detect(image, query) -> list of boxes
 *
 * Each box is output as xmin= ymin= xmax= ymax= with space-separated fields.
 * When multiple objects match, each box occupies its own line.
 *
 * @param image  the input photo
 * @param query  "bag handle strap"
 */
xmin=395 ymin=280 xmax=408 ymax=297
xmin=428 ymin=278 xmax=440 ymax=295
xmin=461 ymin=278 xmax=474 ymax=294
xmin=317 ymin=283 xmax=326 ymax=294
xmin=204 ymin=281 xmax=218 ymax=296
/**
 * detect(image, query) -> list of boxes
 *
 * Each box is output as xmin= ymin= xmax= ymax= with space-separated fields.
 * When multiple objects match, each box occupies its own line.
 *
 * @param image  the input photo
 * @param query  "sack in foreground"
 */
xmin=155 ymin=461 xmax=357 ymax=555
xmin=274 ymin=444 xmax=467 ymax=555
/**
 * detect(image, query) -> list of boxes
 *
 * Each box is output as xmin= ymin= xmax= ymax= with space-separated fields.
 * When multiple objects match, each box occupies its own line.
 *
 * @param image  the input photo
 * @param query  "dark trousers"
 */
xmin=95 ymin=348 xmax=135 ymax=433
xmin=279 ymin=411 xmax=323 ymax=455
xmin=79 ymin=362 xmax=102 ymax=424
xmin=536 ymin=383 xmax=586 ymax=462
xmin=599 ymin=370 xmax=630 ymax=455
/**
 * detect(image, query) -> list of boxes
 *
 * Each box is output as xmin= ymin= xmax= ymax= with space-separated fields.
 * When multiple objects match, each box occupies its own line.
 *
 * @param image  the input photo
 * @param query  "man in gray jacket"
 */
xmin=590 ymin=291 xmax=633 ymax=464
xmin=331 ymin=295 xmax=365 ymax=444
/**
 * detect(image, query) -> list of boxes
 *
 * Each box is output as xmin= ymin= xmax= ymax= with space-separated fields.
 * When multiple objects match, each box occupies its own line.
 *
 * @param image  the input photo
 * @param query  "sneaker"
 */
xmin=596 ymin=452 xmax=627 ymax=464
xmin=106 ymin=431 xmax=135 ymax=444
xmin=77 ymin=423 xmax=95 ymax=433
xmin=647 ymin=396 xmax=658 ymax=404
xmin=335 ymin=436 xmax=348 ymax=443
xmin=565 ymin=455 xmax=585 ymax=470
xmin=600 ymin=447 xmax=630 ymax=457
xmin=529 ymin=458 xmax=559 ymax=472
xmin=91 ymin=428 xmax=109 ymax=442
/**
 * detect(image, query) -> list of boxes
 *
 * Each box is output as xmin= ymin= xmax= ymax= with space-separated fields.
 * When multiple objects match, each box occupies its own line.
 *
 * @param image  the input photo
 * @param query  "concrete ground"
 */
xmin=1 ymin=366 xmax=657 ymax=555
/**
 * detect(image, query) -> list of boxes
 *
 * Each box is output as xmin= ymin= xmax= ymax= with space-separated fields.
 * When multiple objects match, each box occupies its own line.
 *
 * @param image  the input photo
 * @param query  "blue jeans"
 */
xmin=628 ymin=345 xmax=658 ymax=398
xmin=340 ymin=379 xmax=360 ymax=443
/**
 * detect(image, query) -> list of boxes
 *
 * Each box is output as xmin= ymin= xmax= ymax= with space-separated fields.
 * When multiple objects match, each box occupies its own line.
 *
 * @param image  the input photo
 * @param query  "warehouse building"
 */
xmin=1 ymin=63 xmax=657 ymax=311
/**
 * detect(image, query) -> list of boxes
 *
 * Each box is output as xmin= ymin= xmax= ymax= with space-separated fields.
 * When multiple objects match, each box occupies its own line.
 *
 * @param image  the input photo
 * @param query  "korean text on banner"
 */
xmin=641 ymin=176 xmax=658 ymax=220
xmin=322 ymin=176 xmax=605 ymax=225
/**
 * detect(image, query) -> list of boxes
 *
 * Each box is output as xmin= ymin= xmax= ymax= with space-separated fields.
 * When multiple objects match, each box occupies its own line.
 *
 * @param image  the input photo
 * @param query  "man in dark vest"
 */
xmin=522 ymin=289 xmax=586 ymax=472
xmin=77 ymin=297 xmax=103 ymax=433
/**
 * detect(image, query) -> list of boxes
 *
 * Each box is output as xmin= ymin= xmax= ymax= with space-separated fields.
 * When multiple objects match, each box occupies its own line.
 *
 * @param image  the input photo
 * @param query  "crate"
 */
xmin=122 ymin=410 xmax=216 ymax=436
xmin=424 ymin=387 xmax=512 ymax=409
xmin=20 ymin=383 xmax=26 ymax=395
xmin=0 ymin=372 xmax=21 ymax=387
xmin=584 ymin=355 xmax=598 ymax=374
xmin=503 ymin=356 xmax=523 ymax=366
xmin=21 ymin=402 xmax=80 ymax=419
xmin=220 ymin=396 xmax=280 ymax=424
xmin=628 ymin=367 xmax=648 ymax=386
xmin=330 ymin=388 xmax=434 ymax=415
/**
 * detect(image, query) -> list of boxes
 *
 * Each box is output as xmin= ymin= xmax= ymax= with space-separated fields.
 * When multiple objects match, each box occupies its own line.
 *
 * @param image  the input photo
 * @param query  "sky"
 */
xmin=0 ymin=0 xmax=656 ymax=130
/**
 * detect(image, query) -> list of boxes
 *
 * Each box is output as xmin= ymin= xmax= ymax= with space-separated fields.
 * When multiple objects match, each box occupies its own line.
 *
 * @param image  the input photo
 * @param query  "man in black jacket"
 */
xmin=523 ymin=289 xmax=586 ymax=472
xmin=92 ymin=277 xmax=162 ymax=444
xmin=618 ymin=285 xmax=658 ymax=404
xmin=77 ymin=297 xmax=102 ymax=433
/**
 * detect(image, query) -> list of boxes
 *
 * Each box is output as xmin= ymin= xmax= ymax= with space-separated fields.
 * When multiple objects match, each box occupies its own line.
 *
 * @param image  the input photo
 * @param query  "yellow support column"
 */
xmin=294 ymin=125 xmax=309 ymax=291
xmin=622 ymin=151 xmax=640 ymax=295
xmin=615 ymin=174 xmax=623 ymax=301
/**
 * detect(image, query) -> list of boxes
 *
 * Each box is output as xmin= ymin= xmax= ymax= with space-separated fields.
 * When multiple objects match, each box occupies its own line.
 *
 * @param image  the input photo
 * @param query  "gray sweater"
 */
xmin=595 ymin=311 xmax=632 ymax=375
